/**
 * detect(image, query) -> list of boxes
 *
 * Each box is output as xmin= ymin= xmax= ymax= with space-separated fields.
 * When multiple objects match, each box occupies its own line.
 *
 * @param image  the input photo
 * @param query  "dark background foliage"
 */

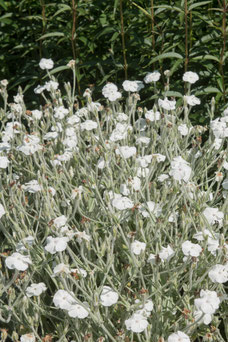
xmin=0 ymin=0 xmax=227 ymax=123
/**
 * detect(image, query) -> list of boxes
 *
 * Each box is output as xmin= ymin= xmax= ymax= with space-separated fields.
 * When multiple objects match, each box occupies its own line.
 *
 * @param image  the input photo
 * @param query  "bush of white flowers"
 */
xmin=0 ymin=59 xmax=227 ymax=342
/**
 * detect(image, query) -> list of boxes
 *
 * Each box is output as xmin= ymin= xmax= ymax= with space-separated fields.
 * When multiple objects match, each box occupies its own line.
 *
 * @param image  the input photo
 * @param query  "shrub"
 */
xmin=0 ymin=60 xmax=227 ymax=342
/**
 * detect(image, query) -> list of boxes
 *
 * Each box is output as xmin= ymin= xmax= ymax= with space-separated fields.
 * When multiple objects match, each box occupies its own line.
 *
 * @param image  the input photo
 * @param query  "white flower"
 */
xmin=75 ymin=231 xmax=91 ymax=243
xmin=222 ymin=178 xmax=228 ymax=190
xmin=26 ymin=283 xmax=47 ymax=297
xmin=152 ymin=153 xmax=166 ymax=162
xmin=17 ymin=135 xmax=42 ymax=155
xmin=158 ymin=174 xmax=169 ymax=182
xmin=145 ymin=110 xmax=160 ymax=122
xmin=131 ymin=240 xmax=146 ymax=255
xmin=34 ymin=85 xmax=45 ymax=94
xmin=44 ymin=132 xmax=58 ymax=140
xmin=125 ymin=313 xmax=148 ymax=333
xmin=45 ymin=236 xmax=69 ymax=254
xmin=169 ymin=156 xmax=192 ymax=182
xmin=116 ymin=112 xmax=128 ymax=121
xmin=20 ymin=333 xmax=35 ymax=342
xmin=80 ymin=120 xmax=98 ymax=131
xmin=136 ymin=155 xmax=152 ymax=168
xmin=44 ymin=80 xmax=59 ymax=91
xmin=112 ymin=196 xmax=134 ymax=210
xmin=0 ymin=156 xmax=9 ymax=168
xmin=22 ymin=180 xmax=42 ymax=193
xmin=178 ymin=124 xmax=189 ymax=136
xmin=223 ymin=161 xmax=228 ymax=170
xmin=194 ymin=310 xmax=212 ymax=325
xmin=67 ymin=115 xmax=80 ymax=125
xmin=194 ymin=290 xmax=220 ymax=316
xmin=122 ymin=80 xmax=144 ymax=92
xmin=147 ymin=253 xmax=156 ymax=264
xmin=5 ymin=253 xmax=32 ymax=271
xmin=208 ymin=264 xmax=228 ymax=283
xmin=100 ymin=286 xmax=119 ymax=307
xmin=127 ymin=176 xmax=141 ymax=191
xmin=54 ymin=106 xmax=69 ymax=119
xmin=203 ymin=207 xmax=224 ymax=226
xmin=16 ymin=236 xmax=35 ymax=252
xmin=87 ymin=102 xmax=102 ymax=112
xmin=39 ymin=58 xmax=54 ymax=70
xmin=144 ymin=71 xmax=161 ymax=83
xmin=110 ymin=123 xmax=132 ymax=142
xmin=53 ymin=215 xmax=67 ymax=228
xmin=68 ymin=301 xmax=90 ymax=318
xmin=53 ymin=263 xmax=71 ymax=275
xmin=120 ymin=183 xmax=130 ymax=196
xmin=0 ymin=204 xmax=5 ymax=218
xmin=53 ymin=289 xmax=75 ymax=310
xmin=210 ymin=118 xmax=228 ymax=138
xmin=182 ymin=240 xmax=202 ymax=258
xmin=212 ymin=138 xmax=222 ymax=150
xmin=168 ymin=331 xmax=190 ymax=342
xmin=159 ymin=245 xmax=175 ymax=262
xmin=183 ymin=71 xmax=199 ymax=84
xmin=31 ymin=110 xmax=42 ymax=120
xmin=102 ymin=83 xmax=121 ymax=102
xmin=137 ymin=167 xmax=149 ymax=178
xmin=185 ymin=95 xmax=201 ymax=106
xmin=193 ymin=229 xmax=219 ymax=255
xmin=136 ymin=136 xmax=150 ymax=145
xmin=158 ymin=98 xmax=176 ymax=111
xmin=115 ymin=146 xmax=136 ymax=159
xmin=71 ymin=267 xmax=87 ymax=278
xmin=139 ymin=201 xmax=162 ymax=218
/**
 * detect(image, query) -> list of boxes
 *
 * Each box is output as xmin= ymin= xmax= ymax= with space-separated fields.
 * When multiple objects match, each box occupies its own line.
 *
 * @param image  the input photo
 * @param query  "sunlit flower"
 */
xmin=39 ymin=58 xmax=54 ymax=70
xmin=158 ymin=98 xmax=176 ymax=111
xmin=22 ymin=180 xmax=42 ymax=193
xmin=0 ymin=204 xmax=5 ymax=218
xmin=131 ymin=240 xmax=146 ymax=255
xmin=183 ymin=71 xmax=199 ymax=84
xmin=203 ymin=207 xmax=224 ymax=226
xmin=68 ymin=301 xmax=90 ymax=318
xmin=208 ymin=264 xmax=228 ymax=283
xmin=100 ymin=286 xmax=119 ymax=307
xmin=26 ymin=283 xmax=47 ymax=297
xmin=168 ymin=331 xmax=190 ymax=342
xmin=20 ymin=333 xmax=35 ymax=342
xmin=5 ymin=252 xmax=32 ymax=271
xmin=159 ymin=245 xmax=175 ymax=262
xmin=170 ymin=156 xmax=192 ymax=182
xmin=125 ymin=313 xmax=148 ymax=333
xmin=122 ymin=80 xmax=144 ymax=92
xmin=45 ymin=236 xmax=69 ymax=254
xmin=112 ymin=196 xmax=134 ymax=210
xmin=80 ymin=120 xmax=98 ymax=131
xmin=115 ymin=146 xmax=136 ymax=159
xmin=53 ymin=289 xmax=75 ymax=310
xmin=185 ymin=95 xmax=201 ymax=106
xmin=0 ymin=156 xmax=9 ymax=168
xmin=144 ymin=71 xmax=161 ymax=83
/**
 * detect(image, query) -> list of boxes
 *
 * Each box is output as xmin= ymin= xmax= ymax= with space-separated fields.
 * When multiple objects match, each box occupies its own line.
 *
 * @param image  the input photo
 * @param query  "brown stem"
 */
xmin=40 ymin=0 xmax=46 ymax=58
xmin=219 ymin=0 xmax=227 ymax=102
xmin=184 ymin=0 xmax=188 ymax=72
xmin=71 ymin=0 xmax=76 ymax=60
xmin=150 ymin=0 xmax=155 ymax=51
xmin=120 ymin=0 xmax=128 ymax=80
xmin=71 ymin=0 xmax=81 ymax=95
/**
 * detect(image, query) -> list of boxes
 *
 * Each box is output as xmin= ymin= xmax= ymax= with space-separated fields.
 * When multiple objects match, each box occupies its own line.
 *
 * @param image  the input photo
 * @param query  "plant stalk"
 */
xmin=120 ymin=0 xmax=128 ymax=79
